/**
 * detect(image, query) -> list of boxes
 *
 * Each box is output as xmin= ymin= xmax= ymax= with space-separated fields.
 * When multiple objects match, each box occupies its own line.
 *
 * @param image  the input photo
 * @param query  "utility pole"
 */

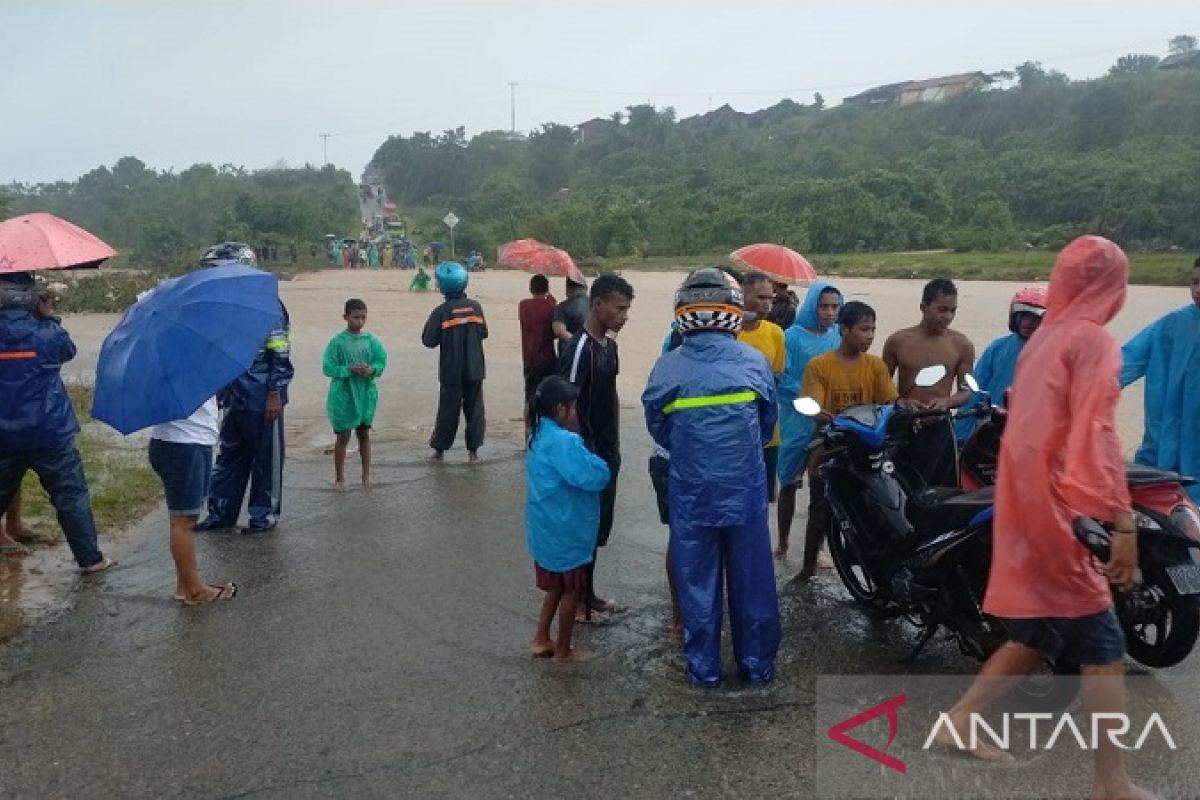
xmin=319 ymin=133 xmax=331 ymax=166
xmin=507 ymin=81 xmax=518 ymax=135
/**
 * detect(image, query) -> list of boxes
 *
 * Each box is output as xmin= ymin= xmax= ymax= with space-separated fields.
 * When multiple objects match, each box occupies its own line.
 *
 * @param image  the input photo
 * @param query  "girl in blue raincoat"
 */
xmin=525 ymin=375 xmax=611 ymax=661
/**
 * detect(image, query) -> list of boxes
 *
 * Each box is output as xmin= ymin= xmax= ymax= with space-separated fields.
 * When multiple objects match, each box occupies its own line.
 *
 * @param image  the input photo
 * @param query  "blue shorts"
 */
xmin=149 ymin=439 xmax=213 ymax=517
xmin=1004 ymin=609 xmax=1126 ymax=666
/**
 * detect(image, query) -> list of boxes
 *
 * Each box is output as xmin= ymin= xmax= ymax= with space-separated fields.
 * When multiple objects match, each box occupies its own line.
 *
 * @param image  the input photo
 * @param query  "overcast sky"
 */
xmin=1 ymin=1 xmax=1195 ymax=184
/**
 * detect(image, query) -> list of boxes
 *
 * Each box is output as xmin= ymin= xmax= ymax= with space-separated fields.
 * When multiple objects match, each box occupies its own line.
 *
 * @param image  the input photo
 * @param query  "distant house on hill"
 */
xmin=576 ymin=117 xmax=618 ymax=144
xmin=680 ymin=103 xmax=751 ymax=133
xmin=1158 ymin=50 xmax=1200 ymax=70
xmin=843 ymin=71 xmax=987 ymax=107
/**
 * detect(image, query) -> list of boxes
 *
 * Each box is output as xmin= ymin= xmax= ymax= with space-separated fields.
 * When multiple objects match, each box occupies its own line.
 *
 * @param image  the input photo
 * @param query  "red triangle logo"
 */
xmin=827 ymin=692 xmax=907 ymax=774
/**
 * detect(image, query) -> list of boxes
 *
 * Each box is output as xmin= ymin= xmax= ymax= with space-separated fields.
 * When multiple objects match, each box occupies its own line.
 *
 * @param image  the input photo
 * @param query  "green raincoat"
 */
xmin=323 ymin=330 xmax=388 ymax=431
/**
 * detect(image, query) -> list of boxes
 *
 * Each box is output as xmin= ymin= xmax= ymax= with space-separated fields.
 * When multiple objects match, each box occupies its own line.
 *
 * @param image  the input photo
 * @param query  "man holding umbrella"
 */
xmin=197 ymin=265 xmax=294 ymax=535
xmin=0 ymin=272 xmax=112 ymax=573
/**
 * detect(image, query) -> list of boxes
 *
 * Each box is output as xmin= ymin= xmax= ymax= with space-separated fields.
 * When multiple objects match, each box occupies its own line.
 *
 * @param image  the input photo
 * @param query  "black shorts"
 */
xmin=648 ymin=454 xmax=670 ymax=525
xmin=1004 ymin=609 xmax=1126 ymax=666
xmin=905 ymin=417 xmax=959 ymax=488
xmin=335 ymin=424 xmax=371 ymax=435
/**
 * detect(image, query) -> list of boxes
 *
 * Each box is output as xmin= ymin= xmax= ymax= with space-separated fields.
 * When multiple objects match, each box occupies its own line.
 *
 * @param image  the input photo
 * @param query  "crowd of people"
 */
xmin=2 ymin=240 xmax=1199 ymax=794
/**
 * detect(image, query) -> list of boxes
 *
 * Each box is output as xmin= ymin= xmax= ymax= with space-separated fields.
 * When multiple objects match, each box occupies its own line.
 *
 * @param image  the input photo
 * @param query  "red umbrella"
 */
xmin=498 ymin=238 xmax=586 ymax=285
xmin=730 ymin=243 xmax=817 ymax=286
xmin=0 ymin=212 xmax=118 ymax=273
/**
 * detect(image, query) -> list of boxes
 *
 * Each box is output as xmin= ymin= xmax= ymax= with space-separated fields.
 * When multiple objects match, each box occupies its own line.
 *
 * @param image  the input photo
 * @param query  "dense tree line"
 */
xmin=373 ymin=59 xmax=1200 ymax=260
xmin=4 ymin=159 xmax=358 ymax=268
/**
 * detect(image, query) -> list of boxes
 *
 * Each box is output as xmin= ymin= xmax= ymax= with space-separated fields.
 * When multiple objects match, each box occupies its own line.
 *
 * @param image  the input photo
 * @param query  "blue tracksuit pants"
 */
xmin=204 ymin=408 xmax=285 ymax=529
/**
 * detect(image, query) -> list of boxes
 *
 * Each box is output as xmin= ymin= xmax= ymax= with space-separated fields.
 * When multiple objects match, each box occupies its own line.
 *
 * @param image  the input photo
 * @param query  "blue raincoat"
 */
xmin=1120 ymin=304 xmax=1200 ymax=502
xmin=642 ymin=330 xmax=780 ymax=685
xmin=954 ymin=332 xmax=1026 ymax=441
xmin=0 ymin=308 xmax=79 ymax=450
xmin=525 ymin=418 xmax=612 ymax=572
xmin=777 ymin=282 xmax=842 ymax=486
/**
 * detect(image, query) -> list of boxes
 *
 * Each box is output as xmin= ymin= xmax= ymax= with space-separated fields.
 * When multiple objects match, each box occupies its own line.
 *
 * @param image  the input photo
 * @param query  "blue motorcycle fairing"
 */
xmin=830 ymin=403 xmax=896 ymax=450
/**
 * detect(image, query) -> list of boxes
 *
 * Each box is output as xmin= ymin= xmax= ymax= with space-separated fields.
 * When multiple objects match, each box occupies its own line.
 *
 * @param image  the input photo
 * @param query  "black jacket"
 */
xmin=421 ymin=293 xmax=488 ymax=384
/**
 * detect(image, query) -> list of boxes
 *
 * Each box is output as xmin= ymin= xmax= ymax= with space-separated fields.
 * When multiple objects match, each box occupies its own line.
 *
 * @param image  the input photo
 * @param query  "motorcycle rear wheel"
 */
xmin=1122 ymin=589 xmax=1200 ymax=669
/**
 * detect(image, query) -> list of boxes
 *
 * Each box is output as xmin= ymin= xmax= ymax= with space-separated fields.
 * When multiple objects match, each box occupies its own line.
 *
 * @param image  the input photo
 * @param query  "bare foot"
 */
xmin=773 ymin=544 xmax=789 ymax=560
xmin=467 ymin=451 xmax=481 ymax=464
xmin=361 ymin=474 xmax=371 ymax=488
xmin=670 ymin=617 xmax=683 ymax=639
xmin=427 ymin=451 xmax=444 ymax=462
xmin=333 ymin=480 xmax=346 ymax=492
xmin=530 ymin=638 xmax=554 ymax=658
xmin=575 ymin=609 xmax=610 ymax=625
xmin=3 ymin=524 xmax=34 ymax=542
xmin=930 ymin=715 xmax=1014 ymax=763
xmin=553 ymin=648 xmax=595 ymax=663
xmin=793 ymin=568 xmax=815 ymax=583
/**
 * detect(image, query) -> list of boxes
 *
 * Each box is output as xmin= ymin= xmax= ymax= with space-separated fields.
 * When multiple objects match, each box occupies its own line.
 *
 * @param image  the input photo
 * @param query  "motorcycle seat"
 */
xmin=1126 ymin=463 xmax=1196 ymax=487
xmin=908 ymin=486 xmax=996 ymax=536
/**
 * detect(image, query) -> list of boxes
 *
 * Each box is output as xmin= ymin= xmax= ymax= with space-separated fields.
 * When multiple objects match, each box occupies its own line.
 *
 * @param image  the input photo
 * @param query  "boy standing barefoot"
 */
xmin=324 ymin=299 xmax=388 ymax=489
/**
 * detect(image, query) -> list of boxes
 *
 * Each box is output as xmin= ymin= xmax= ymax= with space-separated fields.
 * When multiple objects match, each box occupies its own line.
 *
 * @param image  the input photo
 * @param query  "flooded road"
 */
xmin=2 ymin=420 xmax=1198 ymax=798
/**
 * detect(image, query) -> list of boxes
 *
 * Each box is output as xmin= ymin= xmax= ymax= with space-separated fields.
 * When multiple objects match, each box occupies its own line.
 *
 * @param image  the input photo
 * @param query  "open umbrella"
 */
xmin=498 ymin=238 xmax=586 ymax=285
xmin=92 ymin=265 xmax=281 ymax=435
xmin=730 ymin=243 xmax=817 ymax=286
xmin=0 ymin=212 xmax=118 ymax=273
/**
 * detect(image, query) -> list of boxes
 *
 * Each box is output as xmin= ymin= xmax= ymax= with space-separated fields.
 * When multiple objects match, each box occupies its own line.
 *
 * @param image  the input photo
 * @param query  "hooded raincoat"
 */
xmin=0 ymin=308 xmax=79 ymax=450
xmin=642 ymin=330 xmax=781 ymax=685
xmin=323 ymin=330 xmax=388 ymax=432
xmin=984 ymin=236 xmax=1131 ymax=620
xmin=525 ymin=418 xmax=612 ymax=572
xmin=1120 ymin=304 xmax=1200 ymax=503
xmin=953 ymin=332 xmax=1026 ymax=441
xmin=777 ymin=281 xmax=842 ymax=486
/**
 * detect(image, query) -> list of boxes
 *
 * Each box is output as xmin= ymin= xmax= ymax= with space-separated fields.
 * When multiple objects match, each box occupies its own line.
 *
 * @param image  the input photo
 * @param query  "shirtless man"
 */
xmin=881 ymin=278 xmax=974 ymax=487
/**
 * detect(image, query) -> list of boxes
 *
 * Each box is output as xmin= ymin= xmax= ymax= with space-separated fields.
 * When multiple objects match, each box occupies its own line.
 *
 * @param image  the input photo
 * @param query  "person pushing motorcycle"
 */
xmin=933 ymin=236 xmax=1151 ymax=800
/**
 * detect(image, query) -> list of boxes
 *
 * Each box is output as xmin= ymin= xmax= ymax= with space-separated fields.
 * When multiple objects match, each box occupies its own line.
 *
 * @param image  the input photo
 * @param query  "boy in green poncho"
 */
xmin=323 ymin=298 xmax=388 ymax=489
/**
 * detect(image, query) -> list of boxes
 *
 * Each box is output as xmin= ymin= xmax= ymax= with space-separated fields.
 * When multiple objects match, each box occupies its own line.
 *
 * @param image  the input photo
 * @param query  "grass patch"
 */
xmin=578 ymin=250 xmax=1193 ymax=286
xmin=18 ymin=383 xmax=160 ymax=537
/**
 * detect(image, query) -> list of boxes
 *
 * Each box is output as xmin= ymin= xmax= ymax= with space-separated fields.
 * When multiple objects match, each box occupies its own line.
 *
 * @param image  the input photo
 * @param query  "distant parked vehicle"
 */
xmin=199 ymin=242 xmax=257 ymax=267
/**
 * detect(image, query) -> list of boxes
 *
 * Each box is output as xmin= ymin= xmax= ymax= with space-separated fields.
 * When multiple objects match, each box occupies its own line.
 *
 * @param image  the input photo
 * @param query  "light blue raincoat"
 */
xmin=1120 ymin=304 xmax=1200 ymax=502
xmin=777 ymin=281 xmax=842 ymax=486
xmin=525 ymin=418 xmax=612 ymax=572
xmin=954 ymin=332 xmax=1026 ymax=441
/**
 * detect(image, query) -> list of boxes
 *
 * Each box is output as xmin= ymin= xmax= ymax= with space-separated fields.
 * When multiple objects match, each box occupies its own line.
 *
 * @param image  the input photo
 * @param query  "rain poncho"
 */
xmin=984 ymin=236 xmax=1131 ymax=620
xmin=224 ymin=306 xmax=294 ymax=410
xmin=643 ymin=330 xmax=781 ymax=685
xmin=0 ymin=308 xmax=79 ymax=449
xmin=954 ymin=332 xmax=1026 ymax=441
xmin=323 ymin=330 xmax=388 ymax=432
xmin=524 ymin=418 xmax=612 ymax=572
xmin=777 ymin=281 xmax=842 ymax=486
xmin=368 ymin=244 xmax=380 ymax=269
xmin=1120 ymin=304 xmax=1200 ymax=503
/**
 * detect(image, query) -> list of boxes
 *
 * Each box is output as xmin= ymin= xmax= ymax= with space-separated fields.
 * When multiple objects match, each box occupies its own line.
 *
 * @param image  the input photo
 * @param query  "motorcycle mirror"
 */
xmin=793 ymin=397 xmax=822 ymax=417
xmin=964 ymin=374 xmax=981 ymax=393
xmin=914 ymin=365 xmax=947 ymax=388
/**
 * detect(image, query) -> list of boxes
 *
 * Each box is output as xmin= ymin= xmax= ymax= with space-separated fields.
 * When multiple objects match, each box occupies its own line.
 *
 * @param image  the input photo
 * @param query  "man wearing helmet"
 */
xmin=954 ymin=285 xmax=1047 ymax=441
xmin=642 ymin=268 xmax=781 ymax=686
xmin=422 ymin=261 xmax=488 ymax=462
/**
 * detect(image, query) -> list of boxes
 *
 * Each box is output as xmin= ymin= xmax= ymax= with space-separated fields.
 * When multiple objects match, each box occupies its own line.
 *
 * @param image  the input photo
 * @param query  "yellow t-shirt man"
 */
xmin=801 ymin=351 xmax=898 ymax=416
xmin=738 ymin=321 xmax=785 ymax=447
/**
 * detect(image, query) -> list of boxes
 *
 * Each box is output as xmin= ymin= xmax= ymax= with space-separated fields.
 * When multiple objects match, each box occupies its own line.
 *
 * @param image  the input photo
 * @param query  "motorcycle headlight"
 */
xmin=1171 ymin=503 xmax=1200 ymax=545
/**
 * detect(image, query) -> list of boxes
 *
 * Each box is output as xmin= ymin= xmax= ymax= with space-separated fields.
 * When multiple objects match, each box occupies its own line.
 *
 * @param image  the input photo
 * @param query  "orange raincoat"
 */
xmin=983 ymin=236 xmax=1132 ymax=619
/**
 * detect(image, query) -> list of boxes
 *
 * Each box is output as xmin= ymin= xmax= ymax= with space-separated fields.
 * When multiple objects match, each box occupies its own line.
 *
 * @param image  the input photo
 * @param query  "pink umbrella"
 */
xmin=0 ymin=213 xmax=118 ymax=273
xmin=730 ymin=243 xmax=817 ymax=286
xmin=498 ymin=238 xmax=586 ymax=285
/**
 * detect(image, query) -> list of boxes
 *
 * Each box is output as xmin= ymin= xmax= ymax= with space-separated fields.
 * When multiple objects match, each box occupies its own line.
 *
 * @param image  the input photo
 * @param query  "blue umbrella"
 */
xmin=92 ymin=265 xmax=281 ymax=434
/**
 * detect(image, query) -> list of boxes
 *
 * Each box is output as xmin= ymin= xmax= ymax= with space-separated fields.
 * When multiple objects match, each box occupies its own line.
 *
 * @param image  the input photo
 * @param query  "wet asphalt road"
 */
xmin=1 ymin=420 xmax=1198 ymax=799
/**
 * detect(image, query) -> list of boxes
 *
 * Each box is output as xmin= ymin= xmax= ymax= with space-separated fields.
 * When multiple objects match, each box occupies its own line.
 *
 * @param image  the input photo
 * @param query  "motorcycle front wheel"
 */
xmin=827 ymin=521 xmax=886 ymax=609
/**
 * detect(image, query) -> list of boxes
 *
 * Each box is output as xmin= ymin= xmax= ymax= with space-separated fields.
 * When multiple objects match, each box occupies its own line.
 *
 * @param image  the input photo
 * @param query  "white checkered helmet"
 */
xmin=674 ymin=267 xmax=743 ymax=334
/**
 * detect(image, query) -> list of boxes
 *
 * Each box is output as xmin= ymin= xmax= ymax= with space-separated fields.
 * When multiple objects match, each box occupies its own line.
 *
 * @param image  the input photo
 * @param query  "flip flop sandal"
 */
xmin=181 ymin=583 xmax=238 ymax=606
xmin=81 ymin=558 xmax=116 ymax=575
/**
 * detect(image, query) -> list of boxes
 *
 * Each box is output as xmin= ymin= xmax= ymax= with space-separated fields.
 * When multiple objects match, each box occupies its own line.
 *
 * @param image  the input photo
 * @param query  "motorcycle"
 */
xmin=795 ymin=366 xmax=1018 ymax=665
xmin=958 ymin=376 xmax=1200 ymax=668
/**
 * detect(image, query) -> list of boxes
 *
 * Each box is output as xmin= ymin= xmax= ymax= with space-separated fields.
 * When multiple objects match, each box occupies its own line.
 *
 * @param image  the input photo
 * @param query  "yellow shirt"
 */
xmin=801 ymin=351 xmax=898 ymax=416
xmin=738 ymin=321 xmax=785 ymax=447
